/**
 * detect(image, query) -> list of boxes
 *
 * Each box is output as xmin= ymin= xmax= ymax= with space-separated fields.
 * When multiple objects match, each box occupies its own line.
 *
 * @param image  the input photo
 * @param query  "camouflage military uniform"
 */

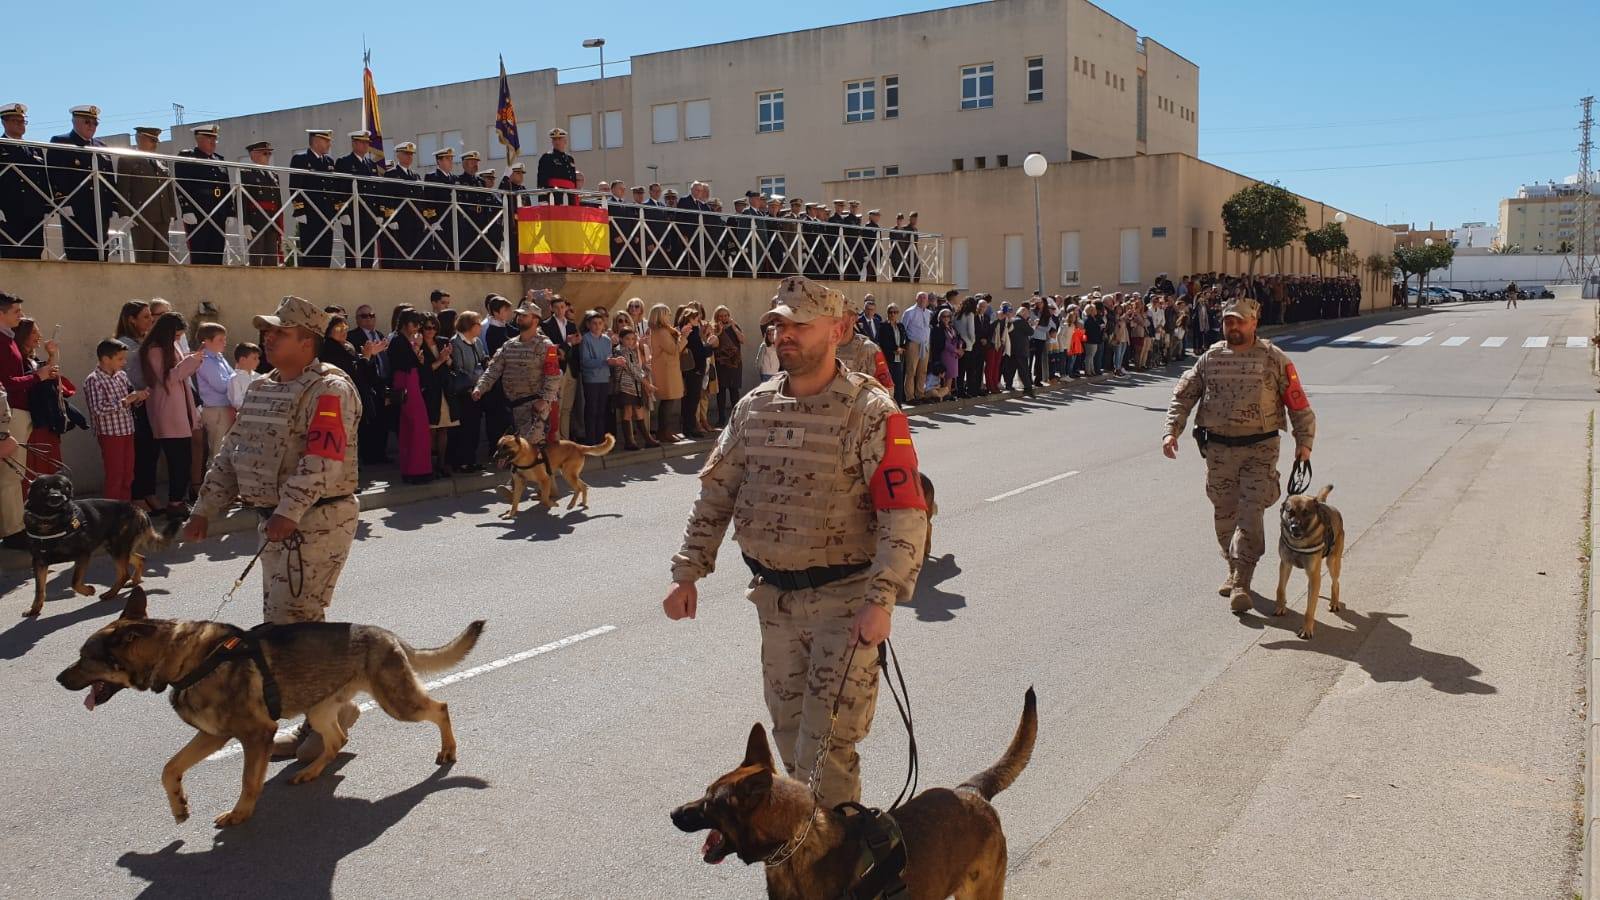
xmin=1165 ymin=314 xmax=1315 ymax=606
xmin=195 ymin=357 xmax=361 ymax=625
xmin=837 ymin=331 xmax=895 ymax=394
xmin=672 ymin=362 xmax=928 ymax=806
xmin=474 ymin=329 xmax=562 ymax=444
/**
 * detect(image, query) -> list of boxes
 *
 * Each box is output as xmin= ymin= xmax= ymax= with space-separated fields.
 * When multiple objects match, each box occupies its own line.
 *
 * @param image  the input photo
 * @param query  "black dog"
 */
xmin=22 ymin=473 xmax=176 ymax=618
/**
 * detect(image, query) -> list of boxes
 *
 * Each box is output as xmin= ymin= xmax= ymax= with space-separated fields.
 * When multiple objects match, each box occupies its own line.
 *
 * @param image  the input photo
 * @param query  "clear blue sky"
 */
xmin=3 ymin=0 xmax=1592 ymax=230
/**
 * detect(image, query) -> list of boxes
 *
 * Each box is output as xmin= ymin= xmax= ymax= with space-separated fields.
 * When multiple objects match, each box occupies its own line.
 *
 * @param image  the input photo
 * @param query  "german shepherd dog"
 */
xmin=920 ymin=473 xmax=939 ymax=559
xmin=23 ymin=473 xmax=178 ymax=618
xmin=1275 ymin=485 xmax=1346 ymax=639
xmin=671 ymin=688 xmax=1036 ymax=900
xmin=491 ymin=432 xmax=615 ymax=518
xmin=56 ymin=588 xmax=485 ymax=828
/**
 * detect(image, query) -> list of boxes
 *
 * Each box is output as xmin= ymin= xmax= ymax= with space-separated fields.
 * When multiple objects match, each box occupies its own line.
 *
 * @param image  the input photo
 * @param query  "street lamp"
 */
xmin=1023 ymin=153 xmax=1048 ymax=294
xmin=1334 ymin=211 xmax=1347 ymax=225
xmin=583 ymin=38 xmax=607 ymax=184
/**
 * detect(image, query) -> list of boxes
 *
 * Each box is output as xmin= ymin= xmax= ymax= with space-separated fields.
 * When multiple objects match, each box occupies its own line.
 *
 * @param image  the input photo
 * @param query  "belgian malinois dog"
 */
xmin=671 ymin=688 xmax=1037 ymax=900
xmin=491 ymin=432 xmax=615 ymax=517
xmin=1276 ymin=484 xmax=1346 ymax=639
xmin=56 ymin=588 xmax=485 ymax=827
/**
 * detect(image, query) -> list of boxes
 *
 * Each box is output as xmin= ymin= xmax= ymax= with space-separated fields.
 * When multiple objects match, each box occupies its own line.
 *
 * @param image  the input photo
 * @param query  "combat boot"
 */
xmin=1218 ymin=562 xmax=1237 ymax=598
xmin=294 ymin=701 xmax=362 ymax=765
xmin=1229 ymin=564 xmax=1255 ymax=613
xmin=271 ymin=721 xmax=312 ymax=760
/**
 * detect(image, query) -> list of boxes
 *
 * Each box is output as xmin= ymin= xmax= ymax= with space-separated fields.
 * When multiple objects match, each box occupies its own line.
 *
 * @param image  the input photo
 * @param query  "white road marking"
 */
xmin=1441 ymin=336 xmax=1469 ymax=347
xmin=1401 ymin=336 xmax=1432 ymax=347
xmin=1367 ymin=336 xmax=1396 ymax=345
xmin=1522 ymin=336 xmax=1549 ymax=348
xmin=1566 ymin=336 xmax=1590 ymax=348
xmin=203 ymin=624 xmax=620 ymax=763
xmin=1370 ymin=355 xmax=1391 ymax=366
xmin=1481 ymin=337 xmax=1506 ymax=347
xmin=1333 ymin=334 xmax=1366 ymax=344
xmin=1294 ymin=335 xmax=1330 ymax=346
xmin=985 ymin=470 xmax=1080 ymax=502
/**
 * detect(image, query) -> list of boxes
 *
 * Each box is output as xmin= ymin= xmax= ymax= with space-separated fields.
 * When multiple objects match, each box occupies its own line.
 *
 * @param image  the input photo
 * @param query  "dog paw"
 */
xmin=1297 ymin=626 xmax=1315 ymax=640
xmin=436 ymin=749 xmax=456 ymax=766
xmin=1272 ymin=603 xmax=1287 ymax=617
xmin=100 ymin=588 xmax=121 ymax=600
xmin=72 ymin=585 xmax=95 ymax=597
xmin=21 ymin=606 xmax=40 ymax=618
xmin=1328 ymin=600 xmax=1344 ymax=612
xmin=213 ymin=810 xmax=251 ymax=828
xmin=172 ymin=803 xmax=189 ymax=824
xmin=288 ymin=769 xmax=321 ymax=786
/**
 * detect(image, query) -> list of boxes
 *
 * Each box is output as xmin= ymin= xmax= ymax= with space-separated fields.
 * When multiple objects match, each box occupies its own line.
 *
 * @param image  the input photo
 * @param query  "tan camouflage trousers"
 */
xmin=510 ymin=401 xmax=551 ymax=446
xmin=749 ymin=572 xmax=880 ymax=808
xmin=261 ymin=497 xmax=359 ymax=625
xmin=1204 ymin=438 xmax=1282 ymax=567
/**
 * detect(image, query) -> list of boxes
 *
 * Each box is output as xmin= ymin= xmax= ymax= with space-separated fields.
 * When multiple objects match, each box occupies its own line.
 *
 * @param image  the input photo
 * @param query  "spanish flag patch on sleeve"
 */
xmin=1282 ymin=362 xmax=1310 ymax=412
xmin=305 ymin=394 xmax=347 ymax=461
xmin=870 ymin=413 xmax=927 ymax=511
xmin=543 ymin=345 xmax=561 ymax=377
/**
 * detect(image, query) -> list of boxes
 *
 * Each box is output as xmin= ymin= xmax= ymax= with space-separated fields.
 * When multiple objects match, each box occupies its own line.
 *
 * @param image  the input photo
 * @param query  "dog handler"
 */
xmin=1162 ymin=296 xmax=1315 ymax=612
xmin=663 ymin=276 xmax=928 ymax=808
xmin=471 ymin=301 xmax=561 ymax=445
xmin=183 ymin=295 xmax=362 ymax=756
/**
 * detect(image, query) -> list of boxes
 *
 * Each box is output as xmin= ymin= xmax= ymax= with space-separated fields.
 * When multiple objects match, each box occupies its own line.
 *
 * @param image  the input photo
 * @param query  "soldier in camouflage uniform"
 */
xmin=835 ymin=291 xmax=895 ymax=394
xmin=1163 ymin=296 xmax=1315 ymax=612
xmin=471 ymin=302 xmax=562 ymax=444
xmin=664 ymin=276 xmax=929 ymax=807
xmin=183 ymin=295 xmax=363 ymax=758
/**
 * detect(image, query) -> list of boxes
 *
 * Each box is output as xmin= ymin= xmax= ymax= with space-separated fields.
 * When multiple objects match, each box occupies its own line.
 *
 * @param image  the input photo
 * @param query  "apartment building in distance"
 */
xmin=118 ymin=0 xmax=1197 ymax=206
xmin=1497 ymin=178 xmax=1599 ymax=254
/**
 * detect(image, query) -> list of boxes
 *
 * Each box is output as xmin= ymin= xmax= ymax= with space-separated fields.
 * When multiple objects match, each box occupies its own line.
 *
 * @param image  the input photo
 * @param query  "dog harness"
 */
xmin=169 ymin=625 xmax=284 ymax=720
xmin=24 ymin=512 xmax=81 ymax=541
xmin=835 ymin=802 xmax=909 ymax=900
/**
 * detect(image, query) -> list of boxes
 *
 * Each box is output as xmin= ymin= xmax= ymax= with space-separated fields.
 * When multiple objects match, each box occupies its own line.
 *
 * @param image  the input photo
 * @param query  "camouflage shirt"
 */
xmin=837 ymin=332 xmax=894 ymax=393
xmin=671 ymin=364 xmax=928 ymax=612
xmin=1164 ymin=338 xmax=1316 ymax=449
xmin=475 ymin=331 xmax=563 ymax=404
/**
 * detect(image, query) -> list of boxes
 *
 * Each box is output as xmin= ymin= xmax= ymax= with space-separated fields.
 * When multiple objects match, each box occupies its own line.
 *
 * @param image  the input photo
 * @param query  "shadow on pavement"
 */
xmin=903 ymin=553 xmax=966 ymax=623
xmin=115 ymin=762 xmax=487 ymax=900
xmin=474 ymin=504 xmax=624 ymax=543
xmin=0 ymin=593 xmax=122 ymax=660
xmin=1250 ymin=604 xmax=1495 ymax=695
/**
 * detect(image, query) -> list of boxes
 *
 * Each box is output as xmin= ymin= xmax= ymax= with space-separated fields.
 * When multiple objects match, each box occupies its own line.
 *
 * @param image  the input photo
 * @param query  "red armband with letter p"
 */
xmin=870 ymin=413 xmax=927 ymax=511
xmin=305 ymin=394 xmax=347 ymax=461
xmin=1282 ymin=362 xmax=1310 ymax=412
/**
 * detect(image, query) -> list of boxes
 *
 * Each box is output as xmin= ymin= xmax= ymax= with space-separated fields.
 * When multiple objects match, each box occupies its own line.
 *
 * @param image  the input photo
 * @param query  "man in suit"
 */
xmin=47 ymin=105 xmax=116 ymax=261
xmin=289 ymin=129 xmax=339 ymax=267
xmin=498 ymin=162 xmax=528 ymax=273
xmin=334 ymin=130 xmax=381 ymax=268
xmin=540 ymin=293 xmax=581 ymax=439
xmin=456 ymin=151 xmax=493 ymax=271
xmin=420 ymin=147 xmax=458 ymax=270
xmin=239 ymin=141 xmax=281 ymax=266
xmin=0 ymin=103 xmax=48 ymax=259
xmin=479 ymin=294 xmax=515 ymax=440
xmin=114 ymin=126 xmax=178 ymax=264
xmin=856 ymin=295 xmax=884 ymax=342
xmin=861 ymin=208 xmax=885 ymax=281
xmin=382 ymin=141 xmax=423 ymax=269
xmin=606 ymin=179 xmax=640 ymax=275
xmin=348 ymin=303 xmax=391 ymax=464
xmin=174 ymin=124 xmax=230 ymax=265
xmin=537 ymin=127 xmax=577 ymax=205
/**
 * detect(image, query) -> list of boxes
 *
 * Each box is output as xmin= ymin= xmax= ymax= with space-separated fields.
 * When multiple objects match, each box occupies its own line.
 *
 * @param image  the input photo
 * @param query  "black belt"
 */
xmin=506 ymin=394 xmax=540 ymax=409
xmin=744 ymin=555 xmax=870 ymax=592
xmin=251 ymin=494 xmax=353 ymax=519
xmin=1193 ymin=427 xmax=1277 ymax=449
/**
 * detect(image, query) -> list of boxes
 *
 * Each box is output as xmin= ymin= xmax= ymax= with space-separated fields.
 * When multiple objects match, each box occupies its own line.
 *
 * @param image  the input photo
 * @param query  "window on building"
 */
xmin=975 ymin=156 xmax=987 ymax=169
xmin=758 ymin=174 xmax=785 ymax=198
xmin=883 ymin=164 xmax=900 ymax=177
xmin=1136 ymin=72 xmax=1147 ymax=142
xmin=1004 ymin=234 xmax=1024 ymax=289
xmin=604 ymin=111 xmax=623 ymax=149
xmin=652 ymin=103 xmax=678 ymax=143
xmin=488 ymin=120 xmax=535 ymax=160
xmin=997 ymin=154 xmax=1009 ymax=168
xmin=568 ymin=114 xmax=594 ymax=152
xmin=884 ymin=76 xmax=899 ymax=119
xmin=951 ymin=237 xmax=970 ymax=289
xmin=416 ymin=132 xmax=439 ymax=169
xmin=1090 ymin=62 xmax=1096 ymax=79
xmin=1073 ymin=56 xmax=1080 ymax=73
xmin=757 ymin=91 xmax=784 ymax=132
xmin=845 ymin=79 xmax=876 ymax=123
xmin=1026 ymin=57 xmax=1043 ymax=102
xmin=685 ymin=99 xmax=711 ymax=139
xmin=961 ymin=63 xmax=994 ymax=109
xmin=440 ymin=130 xmax=464 ymax=163
xmin=952 ymin=158 xmax=964 ymax=171
xmin=845 ymin=167 xmax=877 ymax=180
xmin=1119 ymin=227 xmax=1140 ymax=284
xmin=1060 ymin=231 xmax=1081 ymax=286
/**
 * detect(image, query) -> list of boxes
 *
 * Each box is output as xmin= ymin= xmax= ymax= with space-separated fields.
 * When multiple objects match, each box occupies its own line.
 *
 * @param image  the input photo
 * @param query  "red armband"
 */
xmin=1282 ymin=362 xmax=1310 ymax=412
xmin=543 ymin=345 xmax=561 ymax=377
xmin=870 ymin=413 xmax=927 ymax=511
xmin=873 ymin=351 xmax=893 ymax=391
xmin=305 ymin=394 xmax=347 ymax=461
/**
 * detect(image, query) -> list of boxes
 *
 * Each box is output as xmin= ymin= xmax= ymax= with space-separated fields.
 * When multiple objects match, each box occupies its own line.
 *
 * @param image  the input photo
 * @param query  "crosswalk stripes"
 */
xmin=1333 ymin=334 xmax=1365 ymax=344
xmin=1282 ymin=334 xmax=1585 ymax=350
xmin=1566 ymin=336 xmax=1590 ymax=348
xmin=1442 ymin=336 xmax=1470 ymax=347
xmin=1522 ymin=336 xmax=1549 ymax=348
xmin=1367 ymin=336 xmax=1396 ymax=345
xmin=1482 ymin=337 xmax=1507 ymax=347
xmin=1402 ymin=336 xmax=1432 ymax=347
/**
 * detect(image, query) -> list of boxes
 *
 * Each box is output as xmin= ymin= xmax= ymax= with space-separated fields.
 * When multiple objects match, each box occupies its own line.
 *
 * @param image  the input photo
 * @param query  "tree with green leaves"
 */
xmin=1303 ymin=222 xmax=1350 ymax=277
xmin=1392 ymin=242 xmax=1455 ymax=305
xmin=1221 ymin=182 xmax=1307 ymax=277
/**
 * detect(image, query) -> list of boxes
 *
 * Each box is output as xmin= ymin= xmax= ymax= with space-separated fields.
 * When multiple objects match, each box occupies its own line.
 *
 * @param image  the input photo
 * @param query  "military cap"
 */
xmin=513 ymin=301 xmax=542 ymax=319
xmin=848 ymin=200 xmax=861 ymax=206
xmin=867 ymin=209 xmax=881 ymax=215
xmin=762 ymin=276 xmax=847 ymax=327
xmin=548 ymin=127 xmax=568 ymax=138
xmin=480 ymin=168 xmax=496 ymax=178
xmin=1221 ymin=297 xmax=1260 ymax=320
xmin=348 ymin=130 xmax=372 ymax=141
xmin=833 ymin=199 xmax=846 ymax=205
xmin=768 ymin=195 xmax=784 ymax=203
xmin=305 ymin=128 xmax=332 ymax=138
xmin=510 ymin=162 xmax=526 ymax=172
xmin=70 ymin=104 xmax=100 ymax=120
xmin=191 ymin=124 xmax=219 ymax=137
xmin=744 ymin=190 xmax=761 ymax=198
xmin=433 ymin=147 xmax=454 ymax=159
xmin=393 ymin=141 xmax=417 ymax=153
xmin=631 ymin=185 xmax=646 ymax=193
xmin=245 ymin=140 xmax=273 ymax=153
xmin=133 ymin=126 xmax=162 ymax=138
xmin=253 ymin=295 xmax=330 ymax=336
xmin=0 ymin=103 xmax=26 ymax=119
xmin=461 ymin=150 xmax=480 ymax=161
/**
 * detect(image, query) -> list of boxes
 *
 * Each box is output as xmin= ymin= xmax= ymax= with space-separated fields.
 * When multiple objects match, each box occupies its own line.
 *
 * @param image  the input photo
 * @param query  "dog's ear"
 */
xmin=742 ymin=723 xmax=775 ymax=772
xmin=1316 ymin=484 xmax=1333 ymax=502
xmin=120 ymin=587 xmax=148 ymax=621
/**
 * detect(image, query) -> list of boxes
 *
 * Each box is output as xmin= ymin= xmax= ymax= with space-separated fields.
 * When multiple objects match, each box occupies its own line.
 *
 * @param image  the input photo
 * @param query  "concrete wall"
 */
xmin=824 ymin=153 xmax=1393 ymax=309
xmin=1430 ymin=252 xmax=1591 ymax=291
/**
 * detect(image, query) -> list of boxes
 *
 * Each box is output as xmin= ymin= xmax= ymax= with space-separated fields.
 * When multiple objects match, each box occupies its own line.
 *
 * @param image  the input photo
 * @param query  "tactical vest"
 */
xmin=838 ymin=334 xmax=879 ymax=376
xmin=228 ymin=364 xmax=358 ymax=506
xmin=1193 ymin=340 xmax=1286 ymax=436
xmin=730 ymin=372 xmax=879 ymax=570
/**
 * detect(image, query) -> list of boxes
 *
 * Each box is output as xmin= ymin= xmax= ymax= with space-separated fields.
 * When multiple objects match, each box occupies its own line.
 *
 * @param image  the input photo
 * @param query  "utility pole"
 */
xmin=172 ymin=103 xmax=185 ymax=126
xmin=1573 ymin=96 xmax=1595 ymax=291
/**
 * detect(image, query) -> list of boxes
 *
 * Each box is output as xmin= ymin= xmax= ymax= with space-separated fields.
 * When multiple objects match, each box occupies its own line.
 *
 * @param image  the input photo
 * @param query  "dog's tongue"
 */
xmin=701 ymin=830 xmax=726 ymax=864
xmin=84 ymin=685 xmax=99 ymax=711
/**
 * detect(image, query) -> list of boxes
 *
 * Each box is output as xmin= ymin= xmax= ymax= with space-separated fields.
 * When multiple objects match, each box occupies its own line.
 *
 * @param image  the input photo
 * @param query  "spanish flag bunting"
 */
xmin=517 ymin=205 xmax=612 ymax=270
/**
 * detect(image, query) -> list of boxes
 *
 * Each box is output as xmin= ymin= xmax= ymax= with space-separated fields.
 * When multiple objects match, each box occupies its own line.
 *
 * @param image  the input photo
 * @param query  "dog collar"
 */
xmin=25 ymin=514 xmax=81 ymax=540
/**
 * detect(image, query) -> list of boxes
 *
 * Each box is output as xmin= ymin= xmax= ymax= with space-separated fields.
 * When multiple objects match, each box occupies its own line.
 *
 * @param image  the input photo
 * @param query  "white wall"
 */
xmin=1433 ymin=253 xmax=1590 ymax=290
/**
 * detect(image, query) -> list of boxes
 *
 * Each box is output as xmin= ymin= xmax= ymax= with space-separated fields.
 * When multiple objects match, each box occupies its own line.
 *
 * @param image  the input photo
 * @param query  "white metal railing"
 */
xmin=0 ymin=136 xmax=943 ymax=281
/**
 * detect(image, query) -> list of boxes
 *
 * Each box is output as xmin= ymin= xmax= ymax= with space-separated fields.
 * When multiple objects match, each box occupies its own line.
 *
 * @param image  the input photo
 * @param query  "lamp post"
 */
xmin=1023 ymin=153 xmax=1048 ymax=294
xmin=583 ymin=38 xmax=607 ymax=184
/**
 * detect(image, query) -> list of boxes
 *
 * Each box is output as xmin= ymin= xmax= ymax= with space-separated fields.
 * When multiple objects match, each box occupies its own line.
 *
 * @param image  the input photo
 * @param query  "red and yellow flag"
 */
xmin=517 ymin=205 xmax=611 ymax=269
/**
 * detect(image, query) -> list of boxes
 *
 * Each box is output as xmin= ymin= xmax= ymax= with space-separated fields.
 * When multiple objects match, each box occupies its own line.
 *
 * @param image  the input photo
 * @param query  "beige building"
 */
xmin=1388 ymin=223 xmax=1449 ymax=251
xmin=1497 ymin=182 xmax=1598 ymax=254
xmin=115 ymin=0 xmax=1197 ymax=206
xmin=831 ymin=153 xmax=1393 ymax=308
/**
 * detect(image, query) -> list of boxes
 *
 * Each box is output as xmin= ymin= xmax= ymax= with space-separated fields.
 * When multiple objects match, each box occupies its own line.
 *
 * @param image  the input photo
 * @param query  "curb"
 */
xmin=1588 ymin=410 xmax=1598 ymax=900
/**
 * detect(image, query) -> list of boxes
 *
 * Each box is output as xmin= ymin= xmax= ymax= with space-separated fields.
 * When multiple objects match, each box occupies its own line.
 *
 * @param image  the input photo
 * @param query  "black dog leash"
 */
xmin=878 ymin=638 xmax=919 ymax=811
xmin=1286 ymin=459 xmax=1313 ymax=496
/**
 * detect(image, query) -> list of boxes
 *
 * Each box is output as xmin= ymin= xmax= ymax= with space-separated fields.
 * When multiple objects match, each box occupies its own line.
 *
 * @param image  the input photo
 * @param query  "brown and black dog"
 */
xmin=56 ymin=588 xmax=484 ymax=828
xmin=491 ymin=433 xmax=615 ymax=518
xmin=920 ymin=472 xmax=939 ymax=559
xmin=1275 ymin=484 xmax=1347 ymax=639
xmin=671 ymin=688 xmax=1036 ymax=900
xmin=23 ymin=473 xmax=177 ymax=618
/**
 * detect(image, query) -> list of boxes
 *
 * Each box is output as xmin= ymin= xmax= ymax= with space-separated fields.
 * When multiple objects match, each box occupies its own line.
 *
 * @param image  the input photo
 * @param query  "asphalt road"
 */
xmin=0 ymin=298 xmax=1591 ymax=899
